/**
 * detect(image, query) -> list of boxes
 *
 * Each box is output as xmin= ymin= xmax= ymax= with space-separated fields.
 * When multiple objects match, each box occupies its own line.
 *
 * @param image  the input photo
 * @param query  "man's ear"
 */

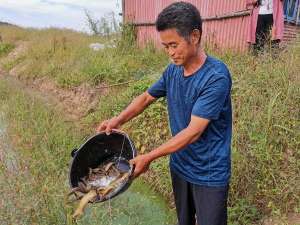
xmin=190 ymin=29 xmax=201 ymax=45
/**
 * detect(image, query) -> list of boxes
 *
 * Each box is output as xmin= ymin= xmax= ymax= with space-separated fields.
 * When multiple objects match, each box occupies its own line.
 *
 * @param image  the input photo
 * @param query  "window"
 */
xmin=284 ymin=0 xmax=300 ymax=25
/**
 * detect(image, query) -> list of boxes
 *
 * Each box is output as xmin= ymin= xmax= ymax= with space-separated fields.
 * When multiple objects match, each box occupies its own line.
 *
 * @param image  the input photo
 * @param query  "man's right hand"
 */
xmin=96 ymin=116 xmax=122 ymax=135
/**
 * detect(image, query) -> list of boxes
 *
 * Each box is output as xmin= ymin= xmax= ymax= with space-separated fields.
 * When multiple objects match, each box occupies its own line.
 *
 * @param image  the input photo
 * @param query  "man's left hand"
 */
xmin=130 ymin=154 xmax=152 ymax=178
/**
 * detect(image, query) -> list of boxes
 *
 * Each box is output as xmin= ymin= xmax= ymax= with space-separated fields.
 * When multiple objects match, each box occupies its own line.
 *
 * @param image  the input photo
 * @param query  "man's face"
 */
xmin=159 ymin=28 xmax=197 ymax=66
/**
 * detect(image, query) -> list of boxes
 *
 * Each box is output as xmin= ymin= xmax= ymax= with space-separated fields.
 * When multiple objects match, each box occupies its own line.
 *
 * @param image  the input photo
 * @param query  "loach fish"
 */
xmin=68 ymin=160 xmax=131 ymax=219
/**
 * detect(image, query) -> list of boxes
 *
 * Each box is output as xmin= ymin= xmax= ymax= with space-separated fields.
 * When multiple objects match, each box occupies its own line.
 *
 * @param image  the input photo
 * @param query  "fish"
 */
xmin=69 ymin=160 xmax=131 ymax=219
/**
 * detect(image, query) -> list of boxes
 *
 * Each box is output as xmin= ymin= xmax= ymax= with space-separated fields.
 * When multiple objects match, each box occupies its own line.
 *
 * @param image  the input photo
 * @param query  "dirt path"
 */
xmin=262 ymin=213 xmax=300 ymax=225
xmin=0 ymin=41 xmax=107 ymax=122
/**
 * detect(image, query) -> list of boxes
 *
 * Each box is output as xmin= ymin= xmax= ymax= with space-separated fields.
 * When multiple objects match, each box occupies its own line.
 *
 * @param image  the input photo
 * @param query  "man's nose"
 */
xmin=168 ymin=49 xmax=175 ymax=57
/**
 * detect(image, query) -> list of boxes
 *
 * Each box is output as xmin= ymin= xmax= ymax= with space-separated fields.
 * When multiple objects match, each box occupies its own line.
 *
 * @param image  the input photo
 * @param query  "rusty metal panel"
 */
xmin=283 ymin=23 xmax=300 ymax=43
xmin=124 ymin=0 xmax=252 ymax=51
xmin=136 ymin=26 xmax=161 ymax=48
xmin=125 ymin=0 xmax=248 ymax=21
xmin=202 ymin=15 xmax=250 ymax=51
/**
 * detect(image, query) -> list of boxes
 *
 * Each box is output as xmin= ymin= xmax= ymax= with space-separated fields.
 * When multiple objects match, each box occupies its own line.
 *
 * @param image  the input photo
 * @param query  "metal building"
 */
xmin=122 ymin=0 xmax=300 ymax=51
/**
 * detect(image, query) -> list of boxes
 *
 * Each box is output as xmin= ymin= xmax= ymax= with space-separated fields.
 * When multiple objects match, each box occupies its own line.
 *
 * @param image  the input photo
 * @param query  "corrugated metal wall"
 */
xmin=283 ymin=23 xmax=300 ymax=44
xmin=124 ymin=0 xmax=251 ymax=51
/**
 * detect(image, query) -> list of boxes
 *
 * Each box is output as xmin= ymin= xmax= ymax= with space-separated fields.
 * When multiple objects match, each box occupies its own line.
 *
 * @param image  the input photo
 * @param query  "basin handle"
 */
xmin=71 ymin=148 xmax=78 ymax=158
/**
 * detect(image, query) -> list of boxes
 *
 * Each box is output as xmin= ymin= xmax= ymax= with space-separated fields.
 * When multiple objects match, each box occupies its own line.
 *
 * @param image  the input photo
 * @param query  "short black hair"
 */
xmin=155 ymin=1 xmax=202 ymax=41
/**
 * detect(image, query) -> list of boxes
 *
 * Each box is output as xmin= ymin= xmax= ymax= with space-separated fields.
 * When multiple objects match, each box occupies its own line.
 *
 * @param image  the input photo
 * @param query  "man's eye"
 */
xmin=170 ymin=44 xmax=177 ymax=48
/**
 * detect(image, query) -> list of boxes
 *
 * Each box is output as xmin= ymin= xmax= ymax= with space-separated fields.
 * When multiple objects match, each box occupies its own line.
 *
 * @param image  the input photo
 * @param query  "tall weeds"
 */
xmin=0 ymin=24 xmax=299 ymax=224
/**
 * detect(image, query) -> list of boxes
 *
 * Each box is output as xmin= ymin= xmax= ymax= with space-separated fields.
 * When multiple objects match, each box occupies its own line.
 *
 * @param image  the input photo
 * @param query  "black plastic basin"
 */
xmin=69 ymin=130 xmax=137 ymax=202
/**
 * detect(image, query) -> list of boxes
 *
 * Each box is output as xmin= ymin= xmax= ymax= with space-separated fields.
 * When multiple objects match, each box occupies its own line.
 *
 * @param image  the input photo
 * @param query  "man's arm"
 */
xmin=131 ymin=115 xmax=210 ymax=177
xmin=96 ymin=91 xmax=156 ymax=134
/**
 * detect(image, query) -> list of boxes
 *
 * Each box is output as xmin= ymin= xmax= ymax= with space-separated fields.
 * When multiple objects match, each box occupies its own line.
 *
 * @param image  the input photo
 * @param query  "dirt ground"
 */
xmin=0 ymin=42 xmax=109 ymax=121
xmin=262 ymin=213 xmax=300 ymax=225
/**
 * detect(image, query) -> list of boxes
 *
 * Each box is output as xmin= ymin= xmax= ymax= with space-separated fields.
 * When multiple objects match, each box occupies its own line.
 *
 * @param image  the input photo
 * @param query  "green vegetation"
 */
xmin=0 ymin=25 xmax=167 ymax=88
xmin=0 ymin=24 xmax=299 ymax=224
xmin=0 ymin=79 xmax=81 ymax=224
xmin=0 ymin=42 xmax=14 ymax=57
xmin=0 ymin=79 xmax=176 ymax=225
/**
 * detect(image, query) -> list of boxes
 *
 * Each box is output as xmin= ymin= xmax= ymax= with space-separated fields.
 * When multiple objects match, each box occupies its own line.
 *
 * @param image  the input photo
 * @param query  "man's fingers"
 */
xmin=131 ymin=161 xmax=146 ymax=178
xmin=129 ymin=159 xmax=139 ymax=178
xmin=133 ymin=165 xmax=148 ymax=178
xmin=96 ymin=125 xmax=104 ymax=133
xmin=96 ymin=117 xmax=122 ymax=134
xmin=132 ymin=166 xmax=141 ymax=178
xmin=129 ymin=159 xmax=135 ymax=165
xmin=105 ymin=124 xmax=112 ymax=135
xmin=111 ymin=128 xmax=123 ymax=134
xmin=96 ymin=120 xmax=108 ymax=133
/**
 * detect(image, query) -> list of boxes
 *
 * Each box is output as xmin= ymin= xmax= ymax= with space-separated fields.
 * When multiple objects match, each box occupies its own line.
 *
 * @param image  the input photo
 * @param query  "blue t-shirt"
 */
xmin=148 ymin=55 xmax=232 ymax=187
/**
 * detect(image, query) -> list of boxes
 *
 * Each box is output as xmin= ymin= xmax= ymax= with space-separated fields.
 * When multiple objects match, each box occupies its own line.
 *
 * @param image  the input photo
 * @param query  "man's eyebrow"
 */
xmin=162 ymin=41 xmax=177 ymax=46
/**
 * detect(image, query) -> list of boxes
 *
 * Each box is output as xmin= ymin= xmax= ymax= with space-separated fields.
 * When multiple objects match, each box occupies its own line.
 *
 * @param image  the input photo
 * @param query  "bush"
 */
xmin=0 ymin=42 xmax=14 ymax=56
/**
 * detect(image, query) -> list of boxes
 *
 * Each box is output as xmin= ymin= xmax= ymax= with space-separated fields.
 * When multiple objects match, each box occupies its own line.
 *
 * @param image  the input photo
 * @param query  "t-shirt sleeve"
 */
xmin=192 ymin=75 xmax=231 ymax=120
xmin=147 ymin=68 xmax=168 ymax=98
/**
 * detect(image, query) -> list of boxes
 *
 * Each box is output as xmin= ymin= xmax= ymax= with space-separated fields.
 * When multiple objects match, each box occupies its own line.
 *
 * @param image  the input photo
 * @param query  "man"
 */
xmin=97 ymin=2 xmax=232 ymax=225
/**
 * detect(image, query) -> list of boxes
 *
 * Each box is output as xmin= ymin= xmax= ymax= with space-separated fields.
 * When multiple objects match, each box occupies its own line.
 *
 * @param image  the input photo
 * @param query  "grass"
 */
xmin=0 ymin=79 xmax=176 ymax=225
xmin=0 ymin=80 xmax=82 ymax=224
xmin=0 ymin=25 xmax=167 ymax=88
xmin=0 ymin=42 xmax=14 ymax=57
xmin=0 ymin=24 xmax=299 ymax=224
